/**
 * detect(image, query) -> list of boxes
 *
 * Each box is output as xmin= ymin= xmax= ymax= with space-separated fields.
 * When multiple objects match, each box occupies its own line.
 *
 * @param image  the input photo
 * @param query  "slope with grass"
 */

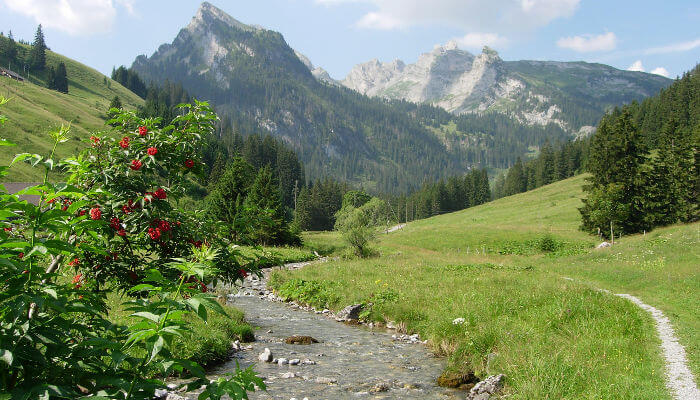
xmin=271 ymin=174 xmax=699 ymax=399
xmin=0 ymin=44 xmax=143 ymax=181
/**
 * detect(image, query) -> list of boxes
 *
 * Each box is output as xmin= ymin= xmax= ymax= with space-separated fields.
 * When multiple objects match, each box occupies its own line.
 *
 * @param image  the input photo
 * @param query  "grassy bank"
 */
xmin=107 ymin=291 xmax=254 ymax=368
xmin=270 ymin=174 xmax=699 ymax=399
xmin=236 ymin=245 xmax=317 ymax=268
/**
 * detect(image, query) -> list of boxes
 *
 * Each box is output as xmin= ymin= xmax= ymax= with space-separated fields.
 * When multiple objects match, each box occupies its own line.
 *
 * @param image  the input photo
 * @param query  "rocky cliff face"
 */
xmin=340 ymin=43 xmax=671 ymax=132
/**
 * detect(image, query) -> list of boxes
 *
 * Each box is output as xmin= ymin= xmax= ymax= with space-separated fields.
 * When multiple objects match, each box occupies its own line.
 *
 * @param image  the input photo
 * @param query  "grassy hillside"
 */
xmin=0 ymin=44 xmax=143 ymax=181
xmin=272 ymin=174 xmax=699 ymax=399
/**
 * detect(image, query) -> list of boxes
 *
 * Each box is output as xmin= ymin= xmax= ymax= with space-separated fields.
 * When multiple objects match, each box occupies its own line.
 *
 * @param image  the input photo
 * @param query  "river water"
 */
xmin=200 ymin=262 xmax=461 ymax=399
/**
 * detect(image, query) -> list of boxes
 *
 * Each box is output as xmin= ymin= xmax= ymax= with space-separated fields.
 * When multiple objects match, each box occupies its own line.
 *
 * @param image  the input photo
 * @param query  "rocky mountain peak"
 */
xmin=188 ymin=2 xmax=262 ymax=34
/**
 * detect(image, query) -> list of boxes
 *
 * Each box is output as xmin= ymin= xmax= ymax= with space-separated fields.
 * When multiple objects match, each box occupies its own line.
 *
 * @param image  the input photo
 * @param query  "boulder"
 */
xmin=285 ymin=335 xmax=319 ymax=345
xmin=466 ymin=374 xmax=506 ymax=400
xmin=596 ymin=241 xmax=611 ymax=249
xmin=258 ymin=347 xmax=273 ymax=362
xmin=336 ymin=304 xmax=363 ymax=321
xmin=437 ymin=370 xmax=478 ymax=389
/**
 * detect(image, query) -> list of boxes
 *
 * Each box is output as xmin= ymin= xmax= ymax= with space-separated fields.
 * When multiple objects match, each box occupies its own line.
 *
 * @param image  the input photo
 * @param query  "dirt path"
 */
xmin=564 ymin=277 xmax=699 ymax=400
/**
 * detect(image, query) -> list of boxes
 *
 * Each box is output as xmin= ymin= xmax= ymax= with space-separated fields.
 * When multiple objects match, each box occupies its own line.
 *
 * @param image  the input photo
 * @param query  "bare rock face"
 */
xmin=466 ymin=374 xmax=506 ymax=400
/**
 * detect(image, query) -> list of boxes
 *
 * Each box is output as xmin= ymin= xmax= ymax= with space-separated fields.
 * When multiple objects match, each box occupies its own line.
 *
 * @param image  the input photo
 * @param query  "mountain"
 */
xmin=342 ymin=42 xmax=672 ymax=134
xmin=0 ymin=40 xmax=143 ymax=181
xmin=130 ymin=2 xmax=668 ymax=193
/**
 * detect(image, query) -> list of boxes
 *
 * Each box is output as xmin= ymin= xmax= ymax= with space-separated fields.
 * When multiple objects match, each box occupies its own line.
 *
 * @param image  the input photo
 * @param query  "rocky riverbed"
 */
xmin=169 ymin=260 xmax=462 ymax=399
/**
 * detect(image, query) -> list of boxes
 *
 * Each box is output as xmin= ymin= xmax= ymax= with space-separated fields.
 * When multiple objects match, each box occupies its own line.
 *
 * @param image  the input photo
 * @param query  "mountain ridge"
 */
xmin=340 ymin=44 xmax=671 ymax=132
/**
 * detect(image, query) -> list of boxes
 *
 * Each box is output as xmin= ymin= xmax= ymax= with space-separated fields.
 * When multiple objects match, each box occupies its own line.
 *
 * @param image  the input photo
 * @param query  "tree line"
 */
xmin=492 ymin=139 xmax=590 ymax=199
xmin=580 ymin=65 xmax=699 ymax=237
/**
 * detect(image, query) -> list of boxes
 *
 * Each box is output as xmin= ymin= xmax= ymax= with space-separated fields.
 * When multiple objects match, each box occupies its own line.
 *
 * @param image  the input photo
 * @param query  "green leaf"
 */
xmin=0 ymin=139 xmax=15 ymax=146
xmin=148 ymin=335 xmax=164 ymax=363
xmin=131 ymin=311 xmax=161 ymax=324
xmin=42 ymin=288 xmax=58 ymax=299
xmin=0 ymin=349 xmax=13 ymax=366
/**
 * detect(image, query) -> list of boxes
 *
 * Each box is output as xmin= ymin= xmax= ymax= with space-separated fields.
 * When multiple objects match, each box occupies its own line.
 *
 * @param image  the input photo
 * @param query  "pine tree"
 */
xmin=109 ymin=96 xmax=122 ymax=111
xmin=206 ymin=158 xmax=255 ymax=241
xmin=30 ymin=25 xmax=47 ymax=70
xmin=55 ymin=62 xmax=68 ymax=93
xmin=46 ymin=66 xmax=56 ymax=90
xmin=504 ymin=158 xmax=526 ymax=196
xmin=243 ymin=165 xmax=293 ymax=245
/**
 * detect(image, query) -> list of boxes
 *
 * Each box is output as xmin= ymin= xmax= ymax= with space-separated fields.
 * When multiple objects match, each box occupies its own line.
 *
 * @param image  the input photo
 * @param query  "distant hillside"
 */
xmin=0 ymin=41 xmax=143 ymax=181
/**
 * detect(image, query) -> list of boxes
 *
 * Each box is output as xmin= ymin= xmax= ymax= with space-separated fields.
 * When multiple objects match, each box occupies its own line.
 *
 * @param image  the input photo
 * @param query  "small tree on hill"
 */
xmin=30 ymin=24 xmax=47 ymax=70
xmin=243 ymin=165 xmax=291 ymax=245
xmin=55 ymin=62 xmax=68 ymax=93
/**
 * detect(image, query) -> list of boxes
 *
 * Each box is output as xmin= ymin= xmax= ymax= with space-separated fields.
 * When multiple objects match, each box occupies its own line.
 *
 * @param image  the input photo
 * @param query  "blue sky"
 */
xmin=0 ymin=0 xmax=698 ymax=80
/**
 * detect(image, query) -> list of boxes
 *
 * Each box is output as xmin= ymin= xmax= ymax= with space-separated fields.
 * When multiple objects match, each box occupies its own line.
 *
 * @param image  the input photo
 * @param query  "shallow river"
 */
xmin=197 ymin=262 xmax=461 ymax=399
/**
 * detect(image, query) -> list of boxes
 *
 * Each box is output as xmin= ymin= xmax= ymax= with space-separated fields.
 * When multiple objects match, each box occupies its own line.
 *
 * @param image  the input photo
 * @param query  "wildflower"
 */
xmin=79 ymin=209 xmax=87 ymax=216
xmin=72 ymin=273 xmax=82 ymax=284
xmin=138 ymin=126 xmax=148 ymax=136
xmin=148 ymin=227 xmax=161 ymax=240
xmin=18 ymin=252 xmax=24 ymax=259
xmin=117 ymin=229 xmax=126 ymax=236
xmin=240 ymin=269 xmax=248 ymax=278
xmin=3 ymin=227 xmax=11 ymax=232
xmin=184 ymin=159 xmax=195 ymax=168
xmin=200 ymin=282 xmax=208 ymax=293
xmin=130 ymin=159 xmax=142 ymax=171
xmin=90 ymin=135 xmax=100 ymax=146
xmin=154 ymin=188 xmax=167 ymax=200
xmin=147 ymin=147 xmax=158 ymax=156
xmin=89 ymin=207 xmax=101 ymax=220
xmin=119 ymin=137 xmax=130 ymax=149
xmin=68 ymin=258 xmax=80 ymax=267
xmin=193 ymin=240 xmax=202 ymax=249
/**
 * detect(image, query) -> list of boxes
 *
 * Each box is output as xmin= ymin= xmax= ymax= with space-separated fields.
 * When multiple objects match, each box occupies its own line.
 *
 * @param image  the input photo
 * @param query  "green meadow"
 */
xmin=271 ymin=174 xmax=699 ymax=399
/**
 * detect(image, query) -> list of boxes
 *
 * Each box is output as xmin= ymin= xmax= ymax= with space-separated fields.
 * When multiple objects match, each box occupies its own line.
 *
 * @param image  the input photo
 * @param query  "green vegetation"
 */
xmin=271 ymin=175 xmax=699 ymax=398
xmin=581 ymin=66 xmax=699 ymax=236
xmin=0 ymin=42 xmax=143 ymax=181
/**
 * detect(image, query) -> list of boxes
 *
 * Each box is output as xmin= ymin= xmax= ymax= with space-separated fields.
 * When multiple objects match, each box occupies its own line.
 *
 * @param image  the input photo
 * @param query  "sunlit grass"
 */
xmin=273 ymin=174 xmax=698 ymax=399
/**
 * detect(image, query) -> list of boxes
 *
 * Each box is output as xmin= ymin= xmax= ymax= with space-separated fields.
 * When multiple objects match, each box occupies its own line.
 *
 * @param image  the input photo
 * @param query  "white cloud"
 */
xmin=317 ymin=0 xmax=580 ymax=34
xmin=556 ymin=32 xmax=617 ymax=52
xmin=644 ymin=38 xmax=700 ymax=55
xmin=650 ymin=67 xmax=669 ymax=77
xmin=627 ymin=60 xmax=644 ymax=72
xmin=2 ymin=0 xmax=135 ymax=35
xmin=455 ymin=32 xmax=508 ymax=49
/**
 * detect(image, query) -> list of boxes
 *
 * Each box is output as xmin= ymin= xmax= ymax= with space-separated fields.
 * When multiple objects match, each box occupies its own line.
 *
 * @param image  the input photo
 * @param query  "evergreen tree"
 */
xmin=30 ymin=25 xmax=47 ymax=70
xmin=46 ymin=66 xmax=56 ymax=90
xmin=109 ymin=96 xmax=122 ymax=111
xmin=243 ymin=165 xmax=297 ymax=245
xmin=54 ymin=62 xmax=68 ymax=93
xmin=504 ymin=158 xmax=526 ymax=196
xmin=206 ymin=158 xmax=255 ymax=241
xmin=0 ymin=30 xmax=17 ymax=60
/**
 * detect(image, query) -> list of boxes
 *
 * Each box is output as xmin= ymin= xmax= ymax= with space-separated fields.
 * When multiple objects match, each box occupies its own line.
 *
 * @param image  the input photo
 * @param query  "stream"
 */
xmin=183 ymin=261 xmax=461 ymax=399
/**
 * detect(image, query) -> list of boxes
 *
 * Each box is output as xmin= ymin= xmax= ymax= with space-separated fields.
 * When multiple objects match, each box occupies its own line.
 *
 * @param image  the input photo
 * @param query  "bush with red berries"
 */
xmin=0 ymin=99 xmax=263 ymax=399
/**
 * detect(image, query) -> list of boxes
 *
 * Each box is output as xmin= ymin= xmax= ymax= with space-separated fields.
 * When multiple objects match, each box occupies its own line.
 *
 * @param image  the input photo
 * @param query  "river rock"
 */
xmin=466 ymin=374 xmax=506 ymax=399
xmin=336 ymin=304 xmax=363 ymax=321
xmin=258 ymin=347 xmax=273 ymax=362
xmin=437 ymin=370 xmax=478 ymax=389
xmin=278 ymin=358 xmax=289 ymax=365
xmin=289 ymin=358 xmax=301 ymax=365
xmin=165 ymin=394 xmax=188 ymax=400
xmin=285 ymin=335 xmax=319 ymax=345
xmin=315 ymin=376 xmax=338 ymax=384
xmin=370 ymin=382 xmax=391 ymax=393
xmin=281 ymin=372 xmax=296 ymax=379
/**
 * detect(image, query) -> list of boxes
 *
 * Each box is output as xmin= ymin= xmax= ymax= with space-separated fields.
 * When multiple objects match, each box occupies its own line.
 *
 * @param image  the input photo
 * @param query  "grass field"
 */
xmin=270 ymin=174 xmax=699 ymax=399
xmin=0 ymin=44 xmax=143 ymax=181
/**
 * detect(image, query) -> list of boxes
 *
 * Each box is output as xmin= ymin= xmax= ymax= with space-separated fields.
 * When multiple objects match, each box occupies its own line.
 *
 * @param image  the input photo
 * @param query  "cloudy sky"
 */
xmin=0 ymin=0 xmax=698 ymax=80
